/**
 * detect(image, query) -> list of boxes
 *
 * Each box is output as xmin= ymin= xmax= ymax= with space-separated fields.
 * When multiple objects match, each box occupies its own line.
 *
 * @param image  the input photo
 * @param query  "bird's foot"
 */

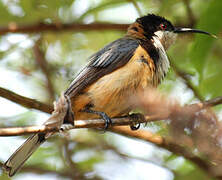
xmin=98 ymin=111 xmax=112 ymax=130
xmin=83 ymin=108 xmax=112 ymax=130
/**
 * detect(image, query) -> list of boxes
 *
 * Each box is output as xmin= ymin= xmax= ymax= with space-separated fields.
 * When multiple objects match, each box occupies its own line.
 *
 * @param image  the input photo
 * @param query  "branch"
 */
xmin=110 ymin=125 xmax=163 ymax=143
xmin=1 ymin=86 xmax=222 ymax=142
xmin=170 ymin=60 xmax=204 ymax=101
xmin=2 ymin=87 xmax=222 ymax=177
xmin=0 ymin=22 xmax=193 ymax=35
xmin=0 ymin=109 xmax=213 ymax=177
xmin=134 ymin=89 xmax=222 ymax=178
xmin=0 ymin=86 xmax=53 ymax=113
xmin=0 ymin=22 xmax=129 ymax=35
xmin=0 ymin=115 xmax=160 ymax=136
xmin=110 ymin=126 xmax=210 ymax=174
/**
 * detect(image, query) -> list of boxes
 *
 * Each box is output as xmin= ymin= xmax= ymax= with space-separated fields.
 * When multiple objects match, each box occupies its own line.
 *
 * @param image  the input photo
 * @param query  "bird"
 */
xmin=3 ymin=14 xmax=215 ymax=176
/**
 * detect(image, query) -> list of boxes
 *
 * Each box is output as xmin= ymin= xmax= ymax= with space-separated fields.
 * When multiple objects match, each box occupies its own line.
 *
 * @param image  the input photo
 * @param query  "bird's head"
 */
xmin=128 ymin=14 xmax=215 ymax=50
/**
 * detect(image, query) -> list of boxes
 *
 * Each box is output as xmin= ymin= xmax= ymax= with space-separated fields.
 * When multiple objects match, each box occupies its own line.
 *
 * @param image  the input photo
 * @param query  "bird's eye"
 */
xmin=160 ymin=23 xmax=167 ymax=30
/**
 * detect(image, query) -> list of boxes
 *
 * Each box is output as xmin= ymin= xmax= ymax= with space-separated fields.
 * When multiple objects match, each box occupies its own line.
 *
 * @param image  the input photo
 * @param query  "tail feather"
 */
xmin=3 ymin=133 xmax=46 ymax=177
xmin=3 ymin=94 xmax=71 ymax=176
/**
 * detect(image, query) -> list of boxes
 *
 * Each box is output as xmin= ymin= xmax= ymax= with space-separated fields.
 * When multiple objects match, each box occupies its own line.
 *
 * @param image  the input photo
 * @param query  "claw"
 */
xmin=100 ymin=112 xmax=112 ymax=130
xmin=129 ymin=113 xmax=145 ymax=131
xmin=130 ymin=123 xmax=140 ymax=130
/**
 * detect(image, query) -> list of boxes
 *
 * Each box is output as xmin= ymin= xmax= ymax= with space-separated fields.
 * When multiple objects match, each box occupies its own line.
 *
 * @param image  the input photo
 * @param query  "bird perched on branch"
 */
xmin=3 ymin=14 xmax=215 ymax=176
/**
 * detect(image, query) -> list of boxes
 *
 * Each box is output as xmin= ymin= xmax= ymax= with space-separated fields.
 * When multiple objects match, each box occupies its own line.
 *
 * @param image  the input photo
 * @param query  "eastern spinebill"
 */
xmin=3 ymin=14 xmax=215 ymax=176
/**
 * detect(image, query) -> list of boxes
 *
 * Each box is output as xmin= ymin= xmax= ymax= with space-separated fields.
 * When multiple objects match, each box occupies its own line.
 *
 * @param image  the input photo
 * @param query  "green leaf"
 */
xmin=189 ymin=0 xmax=222 ymax=82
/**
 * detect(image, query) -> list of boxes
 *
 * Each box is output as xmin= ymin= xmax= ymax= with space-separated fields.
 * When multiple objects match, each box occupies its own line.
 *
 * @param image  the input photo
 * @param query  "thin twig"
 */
xmin=170 ymin=60 xmax=204 ymax=101
xmin=33 ymin=38 xmax=55 ymax=102
xmin=202 ymin=96 xmax=222 ymax=107
xmin=0 ymin=23 xmax=128 ymax=35
xmin=0 ymin=162 xmax=78 ymax=179
xmin=182 ymin=0 xmax=196 ymax=26
xmin=63 ymin=139 xmax=77 ymax=170
xmin=128 ymin=0 xmax=143 ymax=17
xmin=63 ymin=139 xmax=85 ymax=180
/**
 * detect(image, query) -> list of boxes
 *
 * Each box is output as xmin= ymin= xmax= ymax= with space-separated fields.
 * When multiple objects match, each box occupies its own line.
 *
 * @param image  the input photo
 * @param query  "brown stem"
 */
xmin=0 ymin=115 xmax=161 ymax=136
xmin=63 ymin=139 xmax=86 ymax=180
xmin=110 ymin=126 xmax=163 ymax=144
xmin=170 ymin=60 xmax=204 ymax=101
xmin=0 ymin=86 xmax=53 ymax=113
xmin=111 ymin=126 xmax=210 ymax=176
xmin=0 ymin=22 xmax=193 ymax=35
xmin=0 ymin=23 xmax=129 ymax=35
xmin=182 ymin=0 xmax=196 ymax=26
xmin=128 ymin=0 xmax=143 ymax=16
xmin=33 ymin=38 xmax=55 ymax=102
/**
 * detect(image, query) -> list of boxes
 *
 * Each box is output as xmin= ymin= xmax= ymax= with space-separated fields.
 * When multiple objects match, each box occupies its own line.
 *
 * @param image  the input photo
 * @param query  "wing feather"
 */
xmin=64 ymin=37 xmax=139 ymax=98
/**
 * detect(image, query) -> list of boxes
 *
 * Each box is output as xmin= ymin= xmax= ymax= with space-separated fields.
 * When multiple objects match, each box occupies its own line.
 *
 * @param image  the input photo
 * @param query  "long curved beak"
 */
xmin=174 ymin=27 xmax=217 ymax=38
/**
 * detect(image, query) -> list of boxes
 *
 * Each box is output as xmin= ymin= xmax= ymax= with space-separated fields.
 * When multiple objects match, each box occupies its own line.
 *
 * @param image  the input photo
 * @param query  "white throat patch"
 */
xmin=154 ymin=30 xmax=177 ymax=50
xmin=151 ymin=30 xmax=177 ymax=83
xmin=152 ymin=34 xmax=170 ymax=83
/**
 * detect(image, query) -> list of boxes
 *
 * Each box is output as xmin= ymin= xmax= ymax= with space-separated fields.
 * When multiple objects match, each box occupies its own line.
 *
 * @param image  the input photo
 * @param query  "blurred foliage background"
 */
xmin=0 ymin=0 xmax=221 ymax=180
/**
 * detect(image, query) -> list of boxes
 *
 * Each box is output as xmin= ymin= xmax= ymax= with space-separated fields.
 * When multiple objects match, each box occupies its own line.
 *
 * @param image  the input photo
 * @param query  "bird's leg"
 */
xmin=129 ymin=113 xmax=145 ymax=130
xmin=82 ymin=108 xmax=112 ymax=129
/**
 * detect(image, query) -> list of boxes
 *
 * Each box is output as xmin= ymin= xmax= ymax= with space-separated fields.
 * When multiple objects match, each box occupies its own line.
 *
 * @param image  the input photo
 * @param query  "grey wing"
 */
xmin=64 ymin=37 xmax=139 ymax=98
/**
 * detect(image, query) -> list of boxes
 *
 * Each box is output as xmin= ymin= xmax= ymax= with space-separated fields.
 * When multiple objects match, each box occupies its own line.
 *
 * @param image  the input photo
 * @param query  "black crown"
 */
xmin=136 ymin=14 xmax=174 ymax=34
